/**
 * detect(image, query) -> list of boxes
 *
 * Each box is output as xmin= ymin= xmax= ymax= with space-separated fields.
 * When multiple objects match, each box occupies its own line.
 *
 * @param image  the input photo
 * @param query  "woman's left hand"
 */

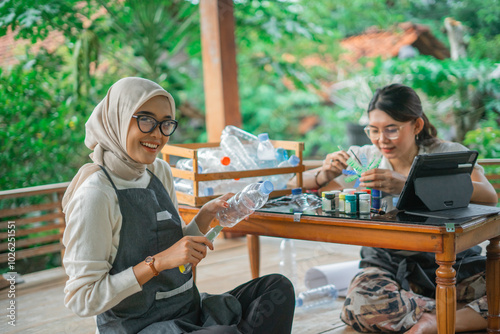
xmin=359 ymin=168 xmax=407 ymax=195
xmin=195 ymin=193 xmax=234 ymax=233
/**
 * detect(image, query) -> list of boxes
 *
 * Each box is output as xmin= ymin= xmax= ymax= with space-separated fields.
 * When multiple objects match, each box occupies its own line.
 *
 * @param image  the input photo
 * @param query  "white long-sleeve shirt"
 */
xmin=62 ymin=158 xmax=203 ymax=317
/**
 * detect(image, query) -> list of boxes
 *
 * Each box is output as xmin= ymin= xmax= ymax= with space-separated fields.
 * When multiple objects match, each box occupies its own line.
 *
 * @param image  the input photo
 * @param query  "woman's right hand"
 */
xmin=317 ymin=150 xmax=351 ymax=184
xmin=156 ymin=235 xmax=214 ymax=271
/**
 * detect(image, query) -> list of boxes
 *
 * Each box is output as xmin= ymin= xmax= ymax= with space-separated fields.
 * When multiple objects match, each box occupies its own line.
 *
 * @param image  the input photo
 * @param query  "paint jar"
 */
xmin=343 ymin=188 xmax=356 ymax=194
xmin=345 ymin=194 xmax=357 ymax=215
xmin=330 ymin=190 xmax=341 ymax=211
xmin=338 ymin=192 xmax=347 ymax=213
xmin=359 ymin=193 xmax=371 ymax=214
xmin=325 ymin=193 xmax=335 ymax=213
xmin=371 ymin=189 xmax=381 ymax=210
xmin=321 ymin=192 xmax=329 ymax=212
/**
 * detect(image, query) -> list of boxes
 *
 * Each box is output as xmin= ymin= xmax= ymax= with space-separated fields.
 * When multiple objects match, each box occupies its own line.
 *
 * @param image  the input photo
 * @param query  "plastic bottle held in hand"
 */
xmin=271 ymin=155 xmax=300 ymax=190
xmin=279 ymin=238 xmax=298 ymax=286
xmin=296 ymin=284 xmax=339 ymax=309
xmin=257 ymin=133 xmax=277 ymax=168
xmin=220 ymin=135 xmax=260 ymax=171
xmin=216 ymin=181 xmax=274 ymax=227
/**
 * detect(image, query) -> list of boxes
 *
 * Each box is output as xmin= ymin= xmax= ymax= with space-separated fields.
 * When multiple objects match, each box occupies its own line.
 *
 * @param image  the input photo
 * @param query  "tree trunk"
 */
xmin=444 ymin=17 xmax=467 ymax=60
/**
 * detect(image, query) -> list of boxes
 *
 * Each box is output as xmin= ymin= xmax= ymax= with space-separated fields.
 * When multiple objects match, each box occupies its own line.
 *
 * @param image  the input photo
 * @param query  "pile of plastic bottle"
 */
xmin=173 ymin=126 xmax=300 ymax=196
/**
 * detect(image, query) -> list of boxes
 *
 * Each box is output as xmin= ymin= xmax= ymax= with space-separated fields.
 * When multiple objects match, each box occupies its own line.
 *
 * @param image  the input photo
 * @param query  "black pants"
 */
xmin=190 ymin=274 xmax=295 ymax=334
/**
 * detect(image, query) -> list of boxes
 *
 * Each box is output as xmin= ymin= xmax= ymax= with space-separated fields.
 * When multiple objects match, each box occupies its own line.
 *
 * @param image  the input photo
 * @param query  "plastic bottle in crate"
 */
xmin=220 ymin=135 xmax=260 ymax=171
xmin=257 ymin=133 xmax=277 ymax=168
xmin=270 ymin=155 xmax=300 ymax=190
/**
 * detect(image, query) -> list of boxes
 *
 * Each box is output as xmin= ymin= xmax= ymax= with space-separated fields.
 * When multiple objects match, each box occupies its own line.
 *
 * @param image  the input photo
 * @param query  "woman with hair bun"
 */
xmin=301 ymin=83 xmax=497 ymax=333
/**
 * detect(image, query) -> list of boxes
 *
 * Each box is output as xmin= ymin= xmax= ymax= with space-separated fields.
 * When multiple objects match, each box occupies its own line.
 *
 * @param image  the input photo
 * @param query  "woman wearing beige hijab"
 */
xmin=62 ymin=77 xmax=295 ymax=334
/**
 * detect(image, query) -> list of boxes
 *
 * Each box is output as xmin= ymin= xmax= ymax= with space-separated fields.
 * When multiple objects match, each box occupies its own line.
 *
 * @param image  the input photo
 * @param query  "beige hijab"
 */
xmin=62 ymin=77 xmax=175 ymax=210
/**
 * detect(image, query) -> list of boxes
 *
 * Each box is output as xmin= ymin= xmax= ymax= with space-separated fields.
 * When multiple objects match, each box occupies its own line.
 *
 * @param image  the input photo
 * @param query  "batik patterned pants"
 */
xmin=340 ymin=267 xmax=488 ymax=332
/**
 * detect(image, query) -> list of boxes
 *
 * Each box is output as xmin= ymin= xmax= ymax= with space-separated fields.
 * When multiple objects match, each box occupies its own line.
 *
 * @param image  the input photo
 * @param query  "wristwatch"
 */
xmin=144 ymin=256 xmax=159 ymax=276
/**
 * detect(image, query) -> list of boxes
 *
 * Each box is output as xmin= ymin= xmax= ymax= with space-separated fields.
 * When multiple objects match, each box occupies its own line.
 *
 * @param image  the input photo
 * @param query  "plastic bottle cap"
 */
xmin=205 ymin=187 xmax=214 ymax=196
xmin=221 ymin=156 xmax=231 ymax=166
xmin=359 ymin=194 xmax=370 ymax=200
xmin=345 ymin=194 xmax=356 ymax=200
xmin=260 ymin=180 xmax=274 ymax=194
xmin=258 ymin=133 xmax=270 ymax=141
xmin=371 ymin=189 xmax=381 ymax=197
xmin=288 ymin=155 xmax=300 ymax=166
xmin=291 ymin=188 xmax=302 ymax=196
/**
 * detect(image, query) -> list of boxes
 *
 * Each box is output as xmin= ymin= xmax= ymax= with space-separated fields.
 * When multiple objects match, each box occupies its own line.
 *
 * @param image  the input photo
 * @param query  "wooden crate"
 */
xmin=161 ymin=140 xmax=305 ymax=206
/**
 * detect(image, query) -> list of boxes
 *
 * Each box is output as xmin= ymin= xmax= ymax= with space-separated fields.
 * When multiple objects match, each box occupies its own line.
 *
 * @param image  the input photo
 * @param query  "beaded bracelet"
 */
xmin=314 ymin=170 xmax=328 ymax=189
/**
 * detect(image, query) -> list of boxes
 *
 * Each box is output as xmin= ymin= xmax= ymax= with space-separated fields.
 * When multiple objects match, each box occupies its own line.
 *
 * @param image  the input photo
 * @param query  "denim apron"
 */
xmin=96 ymin=166 xmax=241 ymax=334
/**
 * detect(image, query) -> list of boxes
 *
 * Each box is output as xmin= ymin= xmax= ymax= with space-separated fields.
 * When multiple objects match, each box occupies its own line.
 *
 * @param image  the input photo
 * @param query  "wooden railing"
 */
xmin=1 ymin=159 xmax=498 ymax=271
xmin=0 ymin=182 xmax=69 ymax=266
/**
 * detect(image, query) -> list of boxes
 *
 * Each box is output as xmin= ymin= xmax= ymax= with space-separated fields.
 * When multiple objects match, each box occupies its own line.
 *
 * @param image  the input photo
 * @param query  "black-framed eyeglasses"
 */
xmin=132 ymin=115 xmax=178 ymax=136
xmin=363 ymin=124 xmax=406 ymax=141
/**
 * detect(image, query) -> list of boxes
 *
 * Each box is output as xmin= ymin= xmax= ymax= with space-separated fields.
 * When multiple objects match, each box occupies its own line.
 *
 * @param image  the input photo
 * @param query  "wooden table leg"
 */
xmin=487 ymin=236 xmax=500 ymax=333
xmin=247 ymin=234 xmax=260 ymax=279
xmin=435 ymin=250 xmax=457 ymax=334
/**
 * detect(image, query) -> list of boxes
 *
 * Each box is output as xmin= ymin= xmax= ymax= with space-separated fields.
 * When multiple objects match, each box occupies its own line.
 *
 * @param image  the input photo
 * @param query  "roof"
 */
xmin=340 ymin=22 xmax=450 ymax=63
xmin=0 ymin=27 xmax=64 ymax=67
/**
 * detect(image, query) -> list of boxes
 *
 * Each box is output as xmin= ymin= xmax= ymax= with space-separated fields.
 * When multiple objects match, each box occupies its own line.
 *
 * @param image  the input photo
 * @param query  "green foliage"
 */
xmin=0 ymin=50 xmax=90 ymax=190
xmin=463 ymin=127 xmax=500 ymax=159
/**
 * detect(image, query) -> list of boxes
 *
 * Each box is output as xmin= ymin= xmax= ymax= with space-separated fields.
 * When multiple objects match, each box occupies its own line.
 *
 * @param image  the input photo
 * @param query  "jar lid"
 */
xmin=325 ymin=193 xmax=335 ymax=199
xmin=359 ymin=194 xmax=370 ymax=200
xmin=345 ymin=194 xmax=356 ymax=200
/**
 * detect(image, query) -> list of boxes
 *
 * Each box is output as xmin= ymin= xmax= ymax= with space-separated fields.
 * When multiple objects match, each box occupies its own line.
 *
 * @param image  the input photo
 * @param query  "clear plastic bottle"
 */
xmin=174 ymin=179 xmax=214 ymax=196
xmin=271 ymin=155 xmax=300 ymax=190
xmin=216 ymin=181 xmax=274 ymax=227
xmin=175 ymin=158 xmax=203 ymax=173
xmin=220 ymin=135 xmax=260 ymax=171
xmin=257 ymin=133 xmax=277 ymax=168
xmin=290 ymin=187 xmax=309 ymax=212
xmin=275 ymin=147 xmax=289 ymax=164
xmin=180 ymin=181 xmax=274 ymax=275
xmin=279 ymin=238 xmax=298 ymax=286
xmin=296 ymin=284 xmax=339 ymax=309
xmin=221 ymin=125 xmax=259 ymax=143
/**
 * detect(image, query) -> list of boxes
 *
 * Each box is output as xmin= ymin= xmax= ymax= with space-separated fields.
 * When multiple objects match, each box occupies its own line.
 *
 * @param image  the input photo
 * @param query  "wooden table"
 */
xmin=179 ymin=205 xmax=500 ymax=334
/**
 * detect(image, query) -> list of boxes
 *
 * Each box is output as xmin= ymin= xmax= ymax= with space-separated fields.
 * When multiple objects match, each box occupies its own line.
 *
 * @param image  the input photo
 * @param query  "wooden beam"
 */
xmin=200 ymin=0 xmax=242 ymax=142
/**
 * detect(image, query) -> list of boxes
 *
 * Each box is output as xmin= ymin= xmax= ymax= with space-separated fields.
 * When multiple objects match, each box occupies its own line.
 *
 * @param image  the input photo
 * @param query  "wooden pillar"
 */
xmin=200 ymin=0 xmax=242 ymax=142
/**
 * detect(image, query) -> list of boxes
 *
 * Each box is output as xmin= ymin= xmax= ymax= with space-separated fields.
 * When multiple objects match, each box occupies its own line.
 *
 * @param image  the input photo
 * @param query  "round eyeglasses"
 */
xmin=132 ymin=115 xmax=178 ymax=137
xmin=363 ymin=125 xmax=406 ymax=141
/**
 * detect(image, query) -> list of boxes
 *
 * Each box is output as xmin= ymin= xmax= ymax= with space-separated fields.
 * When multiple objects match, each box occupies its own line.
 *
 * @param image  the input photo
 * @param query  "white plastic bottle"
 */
xmin=296 ymin=284 xmax=339 ymax=309
xmin=271 ymin=155 xmax=300 ymax=190
xmin=257 ymin=133 xmax=277 ymax=168
xmin=216 ymin=181 xmax=274 ymax=227
xmin=220 ymin=135 xmax=260 ymax=171
xmin=279 ymin=238 xmax=298 ymax=287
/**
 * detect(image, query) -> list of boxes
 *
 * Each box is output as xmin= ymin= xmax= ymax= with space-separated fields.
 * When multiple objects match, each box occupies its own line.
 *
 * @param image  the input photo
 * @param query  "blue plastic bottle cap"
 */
xmin=291 ymin=188 xmax=302 ymax=196
xmin=295 ymin=298 xmax=303 ymax=307
xmin=258 ymin=133 xmax=270 ymax=141
xmin=289 ymin=155 xmax=300 ymax=166
xmin=260 ymin=180 xmax=274 ymax=194
xmin=371 ymin=189 xmax=381 ymax=197
xmin=206 ymin=187 xmax=214 ymax=196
